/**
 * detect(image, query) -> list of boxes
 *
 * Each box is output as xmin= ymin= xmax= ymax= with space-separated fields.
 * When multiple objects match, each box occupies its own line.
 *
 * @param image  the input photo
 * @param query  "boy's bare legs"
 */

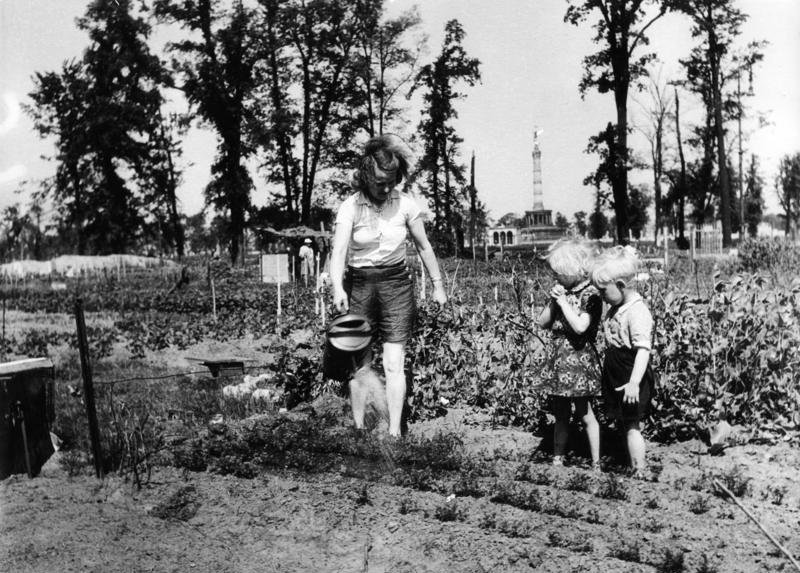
xmin=383 ymin=342 xmax=406 ymax=437
xmin=580 ymin=400 xmax=600 ymax=464
xmin=625 ymin=422 xmax=646 ymax=472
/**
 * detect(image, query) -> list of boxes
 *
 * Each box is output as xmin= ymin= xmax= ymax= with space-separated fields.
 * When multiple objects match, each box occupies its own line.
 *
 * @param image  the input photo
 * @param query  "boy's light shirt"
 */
xmin=334 ymin=190 xmax=421 ymax=268
xmin=604 ymin=293 xmax=653 ymax=351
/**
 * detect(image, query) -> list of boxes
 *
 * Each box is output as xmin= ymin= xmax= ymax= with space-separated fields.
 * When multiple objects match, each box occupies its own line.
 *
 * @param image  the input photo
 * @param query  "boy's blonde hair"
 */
xmin=591 ymin=245 xmax=641 ymax=285
xmin=545 ymin=239 xmax=599 ymax=281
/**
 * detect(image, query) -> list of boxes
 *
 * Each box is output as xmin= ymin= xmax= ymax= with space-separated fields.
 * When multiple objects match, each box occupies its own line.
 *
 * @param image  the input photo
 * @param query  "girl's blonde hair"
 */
xmin=591 ymin=245 xmax=641 ymax=285
xmin=544 ymin=238 xmax=599 ymax=281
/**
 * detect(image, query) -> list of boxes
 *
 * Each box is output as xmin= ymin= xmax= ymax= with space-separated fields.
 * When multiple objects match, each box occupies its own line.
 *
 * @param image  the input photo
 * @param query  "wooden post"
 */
xmin=662 ymin=225 xmax=669 ymax=271
xmin=276 ymin=256 xmax=282 ymax=319
xmin=211 ymin=277 xmax=217 ymax=322
xmin=484 ymin=242 xmax=488 ymax=263
xmin=74 ymin=298 xmax=104 ymax=479
xmin=494 ymin=285 xmax=498 ymax=303
xmin=1 ymin=296 xmax=5 ymax=362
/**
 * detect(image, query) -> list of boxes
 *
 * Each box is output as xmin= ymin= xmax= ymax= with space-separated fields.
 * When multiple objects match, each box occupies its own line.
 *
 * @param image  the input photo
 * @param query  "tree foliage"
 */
xmin=775 ymin=152 xmax=800 ymax=238
xmin=565 ymin=0 xmax=672 ymax=243
xmin=26 ymin=0 xmax=183 ymax=256
xmin=675 ymin=0 xmax=764 ymax=246
xmin=414 ymin=20 xmax=481 ymax=255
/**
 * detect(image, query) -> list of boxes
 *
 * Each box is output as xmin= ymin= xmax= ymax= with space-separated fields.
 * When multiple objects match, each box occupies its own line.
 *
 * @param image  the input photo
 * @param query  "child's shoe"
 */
xmin=552 ymin=455 xmax=564 ymax=467
xmin=591 ymin=461 xmax=603 ymax=474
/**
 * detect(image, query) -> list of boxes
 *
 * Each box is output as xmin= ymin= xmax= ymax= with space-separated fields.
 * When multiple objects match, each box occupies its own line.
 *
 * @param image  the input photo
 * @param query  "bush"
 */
xmin=652 ymin=272 xmax=800 ymax=442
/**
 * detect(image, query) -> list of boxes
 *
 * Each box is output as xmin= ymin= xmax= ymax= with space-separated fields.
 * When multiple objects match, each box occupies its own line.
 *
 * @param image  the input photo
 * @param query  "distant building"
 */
xmin=481 ymin=130 xmax=563 ymax=247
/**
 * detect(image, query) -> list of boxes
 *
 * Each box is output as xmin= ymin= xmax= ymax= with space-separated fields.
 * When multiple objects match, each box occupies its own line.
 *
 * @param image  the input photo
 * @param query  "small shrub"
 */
xmin=547 ymin=530 xmax=570 ymax=548
xmin=564 ymin=472 xmax=591 ymax=492
xmin=642 ymin=519 xmax=665 ymax=533
xmin=645 ymin=497 xmax=659 ymax=509
xmin=514 ymin=462 xmax=531 ymax=482
xmin=453 ymin=470 xmax=485 ymax=498
xmin=761 ymin=484 xmax=787 ymax=505
xmin=398 ymin=498 xmax=415 ymax=515
xmin=59 ymin=449 xmax=89 ymax=477
xmin=478 ymin=511 xmax=497 ymax=530
xmin=611 ymin=539 xmax=641 ymax=563
xmin=713 ymin=465 xmax=751 ymax=498
xmin=497 ymin=518 xmax=530 ymax=538
xmin=354 ymin=484 xmax=371 ymax=507
xmin=598 ymin=474 xmax=629 ymax=501
xmin=529 ymin=467 xmax=554 ymax=486
xmin=657 ymin=548 xmax=685 ymax=573
xmin=433 ymin=500 xmax=464 ymax=522
xmin=697 ymin=554 xmax=719 ymax=573
xmin=689 ymin=495 xmax=710 ymax=515
xmin=584 ymin=507 xmax=601 ymax=524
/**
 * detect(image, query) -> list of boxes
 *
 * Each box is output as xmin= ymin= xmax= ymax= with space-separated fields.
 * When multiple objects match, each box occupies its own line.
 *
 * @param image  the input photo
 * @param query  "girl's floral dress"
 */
xmin=541 ymin=280 xmax=603 ymax=397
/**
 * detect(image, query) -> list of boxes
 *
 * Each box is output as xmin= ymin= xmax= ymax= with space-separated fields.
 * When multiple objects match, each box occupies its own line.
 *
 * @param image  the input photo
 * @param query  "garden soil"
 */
xmin=2 ymin=408 xmax=799 ymax=573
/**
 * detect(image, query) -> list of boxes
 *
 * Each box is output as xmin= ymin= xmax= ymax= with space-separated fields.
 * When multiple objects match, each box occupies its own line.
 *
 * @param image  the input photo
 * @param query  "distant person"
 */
xmin=591 ymin=245 xmax=655 ymax=478
xmin=298 ymin=238 xmax=315 ymax=285
xmin=330 ymin=134 xmax=447 ymax=437
xmin=537 ymin=238 xmax=603 ymax=470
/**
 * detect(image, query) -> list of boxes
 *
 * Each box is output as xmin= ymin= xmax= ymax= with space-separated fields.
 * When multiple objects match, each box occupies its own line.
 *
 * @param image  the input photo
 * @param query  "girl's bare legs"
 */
xmin=552 ymin=397 xmax=570 ymax=463
xmin=383 ymin=342 xmax=406 ymax=437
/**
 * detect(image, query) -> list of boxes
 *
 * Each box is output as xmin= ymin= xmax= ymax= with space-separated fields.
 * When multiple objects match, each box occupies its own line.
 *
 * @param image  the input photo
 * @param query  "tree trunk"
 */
xmin=674 ymin=89 xmax=687 ymax=243
xmin=709 ymin=26 xmax=732 ymax=246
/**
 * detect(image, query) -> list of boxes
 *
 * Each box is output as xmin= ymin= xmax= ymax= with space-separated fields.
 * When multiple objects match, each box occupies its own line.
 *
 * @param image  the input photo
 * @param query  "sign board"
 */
xmin=260 ymin=253 xmax=289 ymax=284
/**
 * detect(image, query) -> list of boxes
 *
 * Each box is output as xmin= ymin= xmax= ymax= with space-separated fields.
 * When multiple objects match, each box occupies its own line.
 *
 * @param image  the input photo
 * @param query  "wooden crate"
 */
xmin=0 ymin=358 xmax=55 ymax=479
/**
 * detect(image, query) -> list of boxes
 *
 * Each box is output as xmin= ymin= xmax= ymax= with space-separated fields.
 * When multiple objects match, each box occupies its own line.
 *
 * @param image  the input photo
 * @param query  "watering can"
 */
xmin=322 ymin=313 xmax=373 ymax=382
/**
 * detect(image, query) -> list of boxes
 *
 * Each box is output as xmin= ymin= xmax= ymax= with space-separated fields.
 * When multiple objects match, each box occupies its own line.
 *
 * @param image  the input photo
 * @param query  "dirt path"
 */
xmin=2 ymin=410 xmax=799 ymax=573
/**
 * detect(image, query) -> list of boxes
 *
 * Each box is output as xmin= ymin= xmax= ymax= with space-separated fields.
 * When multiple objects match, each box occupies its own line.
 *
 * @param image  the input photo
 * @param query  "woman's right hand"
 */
xmin=332 ymin=288 xmax=349 ymax=313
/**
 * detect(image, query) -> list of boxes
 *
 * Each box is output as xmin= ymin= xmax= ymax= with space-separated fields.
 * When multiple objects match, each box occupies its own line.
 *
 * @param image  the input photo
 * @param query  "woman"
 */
xmin=330 ymin=134 xmax=447 ymax=437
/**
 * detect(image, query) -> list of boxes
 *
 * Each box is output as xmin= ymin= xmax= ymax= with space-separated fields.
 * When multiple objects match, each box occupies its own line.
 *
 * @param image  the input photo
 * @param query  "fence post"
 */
xmin=74 ymin=297 xmax=104 ymax=479
xmin=1 ymin=296 xmax=6 ymax=362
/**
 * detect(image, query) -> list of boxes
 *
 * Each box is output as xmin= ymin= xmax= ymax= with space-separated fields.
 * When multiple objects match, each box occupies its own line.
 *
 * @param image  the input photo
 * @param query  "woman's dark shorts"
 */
xmin=344 ymin=262 xmax=415 ymax=344
xmin=601 ymin=346 xmax=654 ymax=426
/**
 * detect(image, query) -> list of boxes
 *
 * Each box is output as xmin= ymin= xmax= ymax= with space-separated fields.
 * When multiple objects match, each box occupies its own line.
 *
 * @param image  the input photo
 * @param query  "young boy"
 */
xmin=591 ymin=246 xmax=655 ymax=477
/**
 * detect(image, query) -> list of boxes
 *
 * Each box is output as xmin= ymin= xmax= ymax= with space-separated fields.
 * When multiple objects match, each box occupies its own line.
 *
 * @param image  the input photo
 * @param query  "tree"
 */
xmin=414 ymin=20 xmax=481 ymax=254
xmin=27 ymin=0 xmax=181 ymax=255
xmin=155 ymin=0 xmax=261 ymax=263
xmin=627 ymin=184 xmax=652 ymax=239
xmin=555 ymin=212 xmax=570 ymax=231
xmin=635 ymin=71 xmax=672 ymax=241
xmin=347 ymin=6 xmax=424 ymax=139
xmin=775 ymin=152 xmax=800 ymax=238
xmin=498 ymin=212 xmax=523 ymax=227
xmin=676 ymin=0 xmax=763 ymax=247
xmin=742 ymin=154 xmax=764 ymax=237
xmin=583 ymin=123 xmax=646 ymax=239
xmin=565 ymin=0 xmax=673 ymax=244
xmin=589 ymin=189 xmax=610 ymax=240
xmin=573 ymin=210 xmax=588 ymax=236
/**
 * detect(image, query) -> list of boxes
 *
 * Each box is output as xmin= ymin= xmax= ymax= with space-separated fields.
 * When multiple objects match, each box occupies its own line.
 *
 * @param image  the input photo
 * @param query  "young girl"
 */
xmin=591 ymin=246 xmax=655 ymax=477
xmin=537 ymin=239 xmax=603 ymax=469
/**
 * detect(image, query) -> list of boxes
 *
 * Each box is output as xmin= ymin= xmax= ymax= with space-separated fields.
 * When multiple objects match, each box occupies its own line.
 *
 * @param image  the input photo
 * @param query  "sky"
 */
xmin=1 ymin=0 xmax=799 ymax=225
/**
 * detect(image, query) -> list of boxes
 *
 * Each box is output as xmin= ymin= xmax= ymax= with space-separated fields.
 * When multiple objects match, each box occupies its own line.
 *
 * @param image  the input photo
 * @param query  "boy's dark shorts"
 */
xmin=601 ymin=346 xmax=654 ymax=425
xmin=344 ymin=262 xmax=415 ymax=344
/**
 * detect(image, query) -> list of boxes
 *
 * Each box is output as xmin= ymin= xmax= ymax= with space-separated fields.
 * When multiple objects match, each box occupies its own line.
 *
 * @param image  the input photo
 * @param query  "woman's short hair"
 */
xmin=544 ymin=238 xmax=599 ymax=280
xmin=352 ymin=134 xmax=415 ymax=192
xmin=591 ymin=245 xmax=641 ymax=285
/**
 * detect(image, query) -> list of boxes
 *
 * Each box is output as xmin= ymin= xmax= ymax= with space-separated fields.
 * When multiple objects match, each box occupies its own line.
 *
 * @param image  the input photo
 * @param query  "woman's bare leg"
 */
xmin=383 ymin=342 xmax=406 ymax=436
